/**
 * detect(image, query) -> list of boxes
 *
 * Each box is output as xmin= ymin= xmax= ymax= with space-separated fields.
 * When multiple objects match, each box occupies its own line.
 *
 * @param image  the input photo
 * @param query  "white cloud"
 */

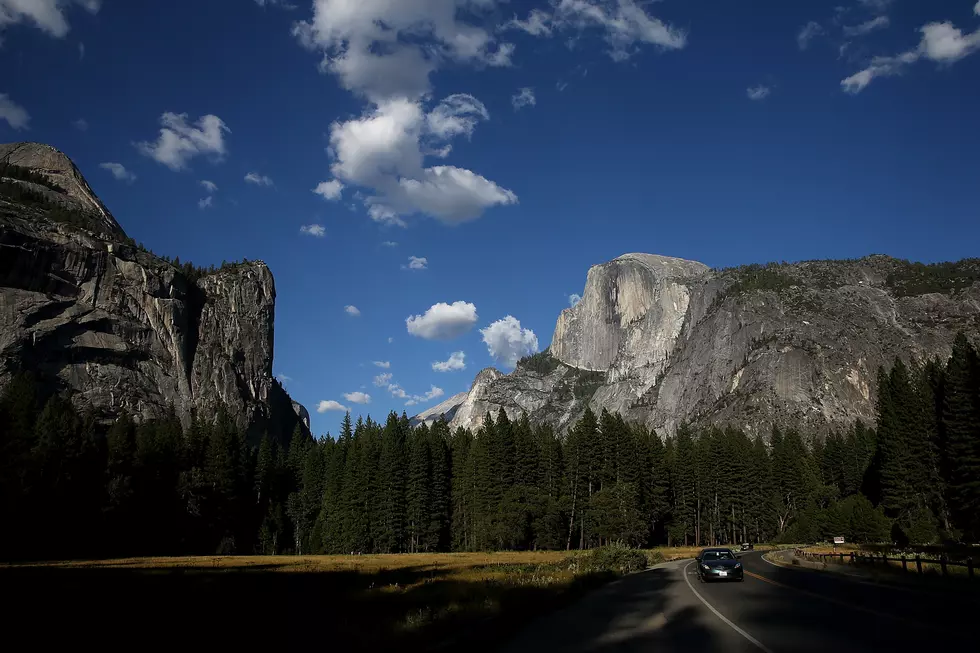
xmin=72 ymin=118 xmax=88 ymax=131
xmin=294 ymin=3 xmax=518 ymax=227
xmin=508 ymin=8 xmax=552 ymax=36
xmin=403 ymin=255 xmax=428 ymax=270
xmin=403 ymin=385 xmax=445 ymax=406
xmin=569 ymin=293 xmax=582 ymax=307
xmin=797 ymin=21 xmax=824 ymax=50
xmin=511 ymin=87 xmax=536 ymax=111
xmin=508 ymin=1 xmax=686 ymax=61
xmin=406 ymin=301 xmax=478 ymax=340
xmin=432 ymin=351 xmax=466 ymax=372
xmin=426 ymin=94 xmax=489 ymax=140
xmin=198 ymin=196 xmax=213 ymax=209
xmin=344 ymin=304 xmax=361 ymax=316
xmin=292 ymin=0 xmax=514 ymax=102
xmin=373 ymin=372 xmax=393 ymax=387
xmin=343 ymin=391 xmax=371 ymax=404
xmin=317 ymin=400 xmax=348 ymax=413
xmin=136 ymin=112 xmax=229 ymax=171
xmin=842 ymin=20 xmax=980 ymax=94
xmin=373 ymin=361 xmax=390 ymax=368
xmin=0 ymin=0 xmax=100 ymax=39
xmin=326 ymin=96 xmax=516 ymax=226
xmin=0 ymin=93 xmax=29 ymax=130
xmin=200 ymin=180 xmax=218 ymax=193
xmin=276 ymin=373 xmax=292 ymax=386
xmin=976 ymin=1 xmax=980 ymax=17
xmin=382 ymin=240 xmax=398 ymax=247
xmin=300 ymin=223 xmax=326 ymax=237
xmin=746 ymin=85 xmax=771 ymax=101
xmin=99 ymin=162 xmax=136 ymax=183
xmin=843 ymin=15 xmax=889 ymax=37
xmin=387 ymin=337 xmax=394 ymax=344
xmin=480 ymin=316 xmax=538 ymax=368
xmin=313 ymin=179 xmax=344 ymax=200
xmin=245 ymin=172 xmax=274 ymax=186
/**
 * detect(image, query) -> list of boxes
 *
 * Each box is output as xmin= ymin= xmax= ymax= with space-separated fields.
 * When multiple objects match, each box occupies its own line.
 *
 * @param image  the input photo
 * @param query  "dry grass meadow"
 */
xmin=0 ymin=547 xmax=702 ymax=650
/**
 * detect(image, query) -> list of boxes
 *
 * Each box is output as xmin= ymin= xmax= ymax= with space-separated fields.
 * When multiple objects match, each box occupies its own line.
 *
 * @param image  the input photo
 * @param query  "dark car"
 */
xmin=696 ymin=548 xmax=744 ymax=582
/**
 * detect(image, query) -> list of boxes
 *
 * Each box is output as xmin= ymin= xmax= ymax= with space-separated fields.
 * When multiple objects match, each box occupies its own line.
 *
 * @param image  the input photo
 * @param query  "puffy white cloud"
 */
xmin=382 ymin=241 xmax=398 ymax=247
xmin=294 ymin=3 xmax=518 ymax=227
xmin=245 ymin=172 xmax=274 ymax=186
xmin=0 ymin=93 xmax=29 ymax=130
xmin=373 ymin=361 xmax=390 ymax=368
xmin=300 ymin=224 xmax=326 ymax=237
xmin=746 ymin=85 xmax=771 ymax=101
xmin=387 ymin=337 xmax=394 ymax=344
xmin=276 ymin=373 xmax=292 ymax=386
xmin=843 ymin=15 xmax=889 ymax=37
xmin=0 ymin=0 xmax=100 ymax=39
xmin=136 ymin=112 xmax=229 ymax=171
xmin=404 ymin=385 xmax=445 ymax=406
xmin=797 ymin=21 xmax=824 ymax=50
xmin=480 ymin=316 xmax=538 ymax=368
xmin=344 ymin=304 xmax=361 ymax=316
xmin=976 ymin=1 xmax=980 ymax=17
xmin=292 ymin=0 xmax=514 ymax=102
xmin=198 ymin=196 xmax=214 ymax=209
xmin=373 ymin=372 xmax=393 ymax=387
xmin=343 ymin=391 xmax=371 ymax=404
xmin=200 ymin=180 xmax=218 ymax=193
xmin=72 ymin=118 xmax=88 ymax=131
xmin=313 ymin=179 xmax=344 ymax=200
xmin=326 ymin=96 xmax=516 ymax=226
xmin=432 ymin=351 xmax=466 ymax=372
xmin=511 ymin=87 xmax=536 ymax=111
xmin=842 ymin=20 xmax=980 ymax=94
xmin=569 ymin=293 xmax=582 ymax=307
xmin=406 ymin=301 xmax=478 ymax=340
xmin=99 ymin=162 xmax=136 ymax=182
xmin=317 ymin=400 xmax=348 ymax=413
xmin=403 ymin=256 xmax=428 ymax=270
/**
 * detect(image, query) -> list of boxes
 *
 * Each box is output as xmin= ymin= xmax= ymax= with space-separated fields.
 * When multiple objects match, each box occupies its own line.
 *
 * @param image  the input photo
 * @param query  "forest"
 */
xmin=0 ymin=333 xmax=977 ymax=560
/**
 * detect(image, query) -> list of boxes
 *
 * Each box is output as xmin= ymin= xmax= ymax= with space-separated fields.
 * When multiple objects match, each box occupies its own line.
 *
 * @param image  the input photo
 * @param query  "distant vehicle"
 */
xmin=696 ymin=548 xmax=744 ymax=582
xmin=740 ymin=543 xmax=754 ymax=551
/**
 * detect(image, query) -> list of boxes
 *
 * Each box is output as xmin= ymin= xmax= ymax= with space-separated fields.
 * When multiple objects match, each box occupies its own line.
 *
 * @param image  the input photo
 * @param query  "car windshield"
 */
xmin=703 ymin=551 xmax=734 ymax=561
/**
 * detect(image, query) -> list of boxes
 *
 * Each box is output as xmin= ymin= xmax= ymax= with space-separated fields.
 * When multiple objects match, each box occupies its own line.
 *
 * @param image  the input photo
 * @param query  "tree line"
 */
xmin=1 ymin=333 xmax=977 ymax=559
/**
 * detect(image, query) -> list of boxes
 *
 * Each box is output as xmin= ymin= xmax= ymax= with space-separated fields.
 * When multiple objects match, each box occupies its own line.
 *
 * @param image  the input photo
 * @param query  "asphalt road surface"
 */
xmin=501 ymin=551 xmax=977 ymax=653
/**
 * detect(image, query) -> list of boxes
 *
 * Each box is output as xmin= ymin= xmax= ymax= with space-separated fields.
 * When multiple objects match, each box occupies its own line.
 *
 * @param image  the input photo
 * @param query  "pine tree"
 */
xmin=405 ymin=425 xmax=431 ymax=552
xmin=942 ymin=333 xmax=980 ymax=540
xmin=378 ymin=412 xmax=407 ymax=552
xmin=450 ymin=426 xmax=474 ymax=551
xmin=426 ymin=420 xmax=451 ymax=551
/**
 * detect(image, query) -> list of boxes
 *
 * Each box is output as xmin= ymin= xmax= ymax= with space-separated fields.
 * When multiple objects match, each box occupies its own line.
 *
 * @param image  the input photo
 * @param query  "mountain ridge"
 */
xmin=0 ymin=142 xmax=307 ymax=443
xmin=416 ymin=253 xmax=980 ymax=437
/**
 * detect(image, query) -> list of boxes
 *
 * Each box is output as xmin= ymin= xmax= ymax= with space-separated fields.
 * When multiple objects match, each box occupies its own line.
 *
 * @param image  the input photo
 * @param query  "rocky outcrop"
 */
xmin=0 ymin=142 xmax=307 ymax=443
xmin=0 ymin=142 xmax=122 ymax=237
xmin=426 ymin=254 xmax=980 ymax=439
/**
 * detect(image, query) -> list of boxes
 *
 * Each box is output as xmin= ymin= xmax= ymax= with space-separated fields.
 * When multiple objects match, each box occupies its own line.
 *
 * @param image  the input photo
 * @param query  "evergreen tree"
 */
xmin=942 ymin=333 xmax=980 ymax=540
xmin=378 ymin=412 xmax=407 ymax=552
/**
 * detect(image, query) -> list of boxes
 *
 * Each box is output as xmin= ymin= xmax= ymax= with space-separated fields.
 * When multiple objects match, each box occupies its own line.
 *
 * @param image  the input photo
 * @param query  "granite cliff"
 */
xmin=0 ymin=142 xmax=307 ymax=443
xmin=417 ymin=253 xmax=980 ymax=438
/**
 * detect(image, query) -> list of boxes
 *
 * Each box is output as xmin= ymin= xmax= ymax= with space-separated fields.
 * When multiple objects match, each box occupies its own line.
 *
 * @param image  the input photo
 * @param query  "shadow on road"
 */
xmin=503 ymin=567 xmax=725 ymax=653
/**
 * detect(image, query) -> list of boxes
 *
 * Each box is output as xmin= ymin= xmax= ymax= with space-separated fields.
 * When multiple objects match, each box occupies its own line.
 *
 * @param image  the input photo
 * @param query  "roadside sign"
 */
xmin=833 ymin=536 xmax=845 ymax=544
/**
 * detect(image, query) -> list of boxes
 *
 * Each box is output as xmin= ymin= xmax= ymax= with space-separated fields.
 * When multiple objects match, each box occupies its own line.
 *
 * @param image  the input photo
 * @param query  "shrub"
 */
xmin=569 ymin=544 xmax=648 ymax=575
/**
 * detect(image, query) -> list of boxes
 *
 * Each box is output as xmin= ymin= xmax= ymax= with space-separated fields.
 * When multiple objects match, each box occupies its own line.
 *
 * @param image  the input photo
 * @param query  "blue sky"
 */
xmin=2 ymin=0 xmax=979 ymax=434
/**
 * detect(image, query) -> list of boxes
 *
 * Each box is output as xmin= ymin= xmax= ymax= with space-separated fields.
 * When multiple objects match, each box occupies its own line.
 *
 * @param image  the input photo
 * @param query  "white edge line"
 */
xmin=683 ymin=561 xmax=776 ymax=653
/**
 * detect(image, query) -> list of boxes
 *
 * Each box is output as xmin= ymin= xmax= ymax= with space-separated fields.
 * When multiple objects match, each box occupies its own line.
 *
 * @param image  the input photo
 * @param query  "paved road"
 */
xmin=501 ymin=551 xmax=977 ymax=653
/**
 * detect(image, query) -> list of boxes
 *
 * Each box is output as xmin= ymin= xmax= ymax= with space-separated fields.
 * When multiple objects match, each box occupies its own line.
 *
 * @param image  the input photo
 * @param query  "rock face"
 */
xmin=426 ymin=254 xmax=980 ymax=439
xmin=0 ymin=142 xmax=307 ymax=443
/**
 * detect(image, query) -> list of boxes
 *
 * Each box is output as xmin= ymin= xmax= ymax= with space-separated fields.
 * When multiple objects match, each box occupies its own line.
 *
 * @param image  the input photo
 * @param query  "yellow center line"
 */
xmin=743 ymin=570 xmax=932 ymax=630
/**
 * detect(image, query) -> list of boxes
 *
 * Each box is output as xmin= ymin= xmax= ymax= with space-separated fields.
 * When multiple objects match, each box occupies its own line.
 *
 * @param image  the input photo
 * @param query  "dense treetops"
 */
xmin=1 ymin=333 xmax=978 ymax=559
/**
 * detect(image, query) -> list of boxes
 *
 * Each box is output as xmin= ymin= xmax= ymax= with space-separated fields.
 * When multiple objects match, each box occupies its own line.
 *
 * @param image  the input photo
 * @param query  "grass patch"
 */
xmin=1 ymin=548 xmax=694 ymax=650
